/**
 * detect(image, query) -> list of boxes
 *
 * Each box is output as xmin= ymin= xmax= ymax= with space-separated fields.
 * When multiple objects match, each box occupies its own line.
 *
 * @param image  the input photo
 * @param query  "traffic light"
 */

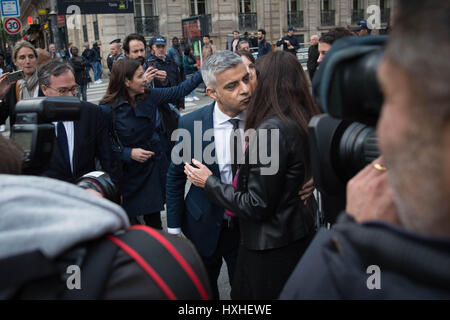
xmin=27 ymin=16 xmax=33 ymax=25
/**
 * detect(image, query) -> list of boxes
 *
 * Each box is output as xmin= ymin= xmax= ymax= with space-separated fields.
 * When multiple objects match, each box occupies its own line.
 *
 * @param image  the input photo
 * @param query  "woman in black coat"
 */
xmin=100 ymin=58 xmax=202 ymax=228
xmin=184 ymin=51 xmax=320 ymax=299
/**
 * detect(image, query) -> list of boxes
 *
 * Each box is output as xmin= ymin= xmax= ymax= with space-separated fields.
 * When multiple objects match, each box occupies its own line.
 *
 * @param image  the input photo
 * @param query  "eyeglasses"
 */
xmin=47 ymin=85 xmax=80 ymax=96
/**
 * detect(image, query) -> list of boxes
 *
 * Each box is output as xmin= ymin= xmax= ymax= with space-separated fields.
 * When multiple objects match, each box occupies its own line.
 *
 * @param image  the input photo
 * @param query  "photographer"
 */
xmin=280 ymin=0 xmax=450 ymax=299
xmin=0 ymin=135 xmax=211 ymax=300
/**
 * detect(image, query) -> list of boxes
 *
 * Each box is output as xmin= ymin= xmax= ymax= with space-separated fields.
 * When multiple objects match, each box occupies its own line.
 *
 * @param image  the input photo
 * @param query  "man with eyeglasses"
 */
xmin=38 ymin=60 xmax=120 ymax=187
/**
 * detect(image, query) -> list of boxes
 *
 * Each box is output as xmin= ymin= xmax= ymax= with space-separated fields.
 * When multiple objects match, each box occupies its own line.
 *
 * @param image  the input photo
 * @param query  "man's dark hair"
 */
xmin=233 ymin=30 xmax=239 ymax=34
xmin=123 ymin=33 xmax=146 ymax=54
xmin=319 ymin=27 xmax=353 ymax=45
xmin=237 ymin=50 xmax=255 ymax=64
xmin=184 ymin=46 xmax=192 ymax=56
xmin=258 ymin=29 xmax=266 ymax=35
xmin=172 ymin=36 xmax=179 ymax=41
xmin=203 ymin=34 xmax=210 ymax=39
xmin=38 ymin=60 xmax=74 ymax=87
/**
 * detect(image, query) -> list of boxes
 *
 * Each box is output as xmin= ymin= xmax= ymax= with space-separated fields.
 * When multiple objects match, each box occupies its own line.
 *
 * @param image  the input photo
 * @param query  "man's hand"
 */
xmin=131 ymin=148 xmax=155 ymax=163
xmin=298 ymin=178 xmax=315 ymax=205
xmin=143 ymin=67 xmax=158 ymax=84
xmin=346 ymin=157 xmax=400 ymax=225
xmin=154 ymin=70 xmax=167 ymax=82
xmin=185 ymin=159 xmax=212 ymax=188
xmin=0 ymin=73 xmax=14 ymax=100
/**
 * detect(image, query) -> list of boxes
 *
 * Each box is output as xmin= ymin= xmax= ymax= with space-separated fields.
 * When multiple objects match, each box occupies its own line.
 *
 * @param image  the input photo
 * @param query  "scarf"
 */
xmin=18 ymin=70 xmax=39 ymax=99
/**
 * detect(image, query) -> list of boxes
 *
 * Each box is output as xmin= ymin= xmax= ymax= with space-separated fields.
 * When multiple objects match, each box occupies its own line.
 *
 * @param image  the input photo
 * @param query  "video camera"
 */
xmin=11 ymin=97 xmax=81 ymax=175
xmin=9 ymin=97 xmax=121 ymax=204
xmin=308 ymin=35 xmax=388 ymax=223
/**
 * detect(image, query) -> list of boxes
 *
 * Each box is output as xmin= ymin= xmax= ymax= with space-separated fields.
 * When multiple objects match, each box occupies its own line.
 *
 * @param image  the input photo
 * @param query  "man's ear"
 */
xmin=206 ymin=87 xmax=218 ymax=102
xmin=41 ymin=85 xmax=49 ymax=96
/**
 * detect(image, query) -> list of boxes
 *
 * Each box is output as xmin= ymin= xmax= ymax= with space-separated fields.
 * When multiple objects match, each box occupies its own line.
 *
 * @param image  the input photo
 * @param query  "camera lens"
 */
xmin=77 ymin=171 xmax=121 ymax=204
xmin=338 ymin=122 xmax=379 ymax=180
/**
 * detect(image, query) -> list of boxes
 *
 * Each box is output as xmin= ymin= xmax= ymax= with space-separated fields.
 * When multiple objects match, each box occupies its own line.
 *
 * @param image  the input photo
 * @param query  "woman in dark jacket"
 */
xmin=185 ymin=51 xmax=320 ymax=299
xmin=183 ymin=46 xmax=198 ymax=101
xmin=99 ymin=58 xmax=202 ymax=228
xmin=69 ymin=47 xmax=89 ymax=101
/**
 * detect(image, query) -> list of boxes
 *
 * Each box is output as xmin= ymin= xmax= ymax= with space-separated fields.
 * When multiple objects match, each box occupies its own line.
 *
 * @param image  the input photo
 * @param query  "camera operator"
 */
xmin=38 ymin=60 xmax=121 ymax=188
xmin=281 ymin=0 xmax=450 ymax=299
xmin=0 ymin=135 xmax=211 ymax=300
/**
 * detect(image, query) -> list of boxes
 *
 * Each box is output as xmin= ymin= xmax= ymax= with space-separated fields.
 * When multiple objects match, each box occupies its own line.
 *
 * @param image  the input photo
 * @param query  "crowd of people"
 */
xmin=0 ymin=0 xmax=449 ymax=300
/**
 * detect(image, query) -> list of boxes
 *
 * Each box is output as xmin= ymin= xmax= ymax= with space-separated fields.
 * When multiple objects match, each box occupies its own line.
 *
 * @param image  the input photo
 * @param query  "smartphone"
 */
xmin=6 ymin=70 xmax=25 ymax=84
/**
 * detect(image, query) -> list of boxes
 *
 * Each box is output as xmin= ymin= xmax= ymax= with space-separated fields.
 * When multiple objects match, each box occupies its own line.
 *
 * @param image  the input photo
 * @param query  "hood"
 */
xmin=322 ymin=214 xmax=450 ymax=298
xmin=0 ymin=174 xmax=129 ymax=260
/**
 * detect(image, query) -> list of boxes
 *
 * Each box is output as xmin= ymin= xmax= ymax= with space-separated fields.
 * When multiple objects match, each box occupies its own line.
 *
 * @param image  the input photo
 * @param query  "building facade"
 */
xmin=15 ymin=0 xmax=397 ymax=70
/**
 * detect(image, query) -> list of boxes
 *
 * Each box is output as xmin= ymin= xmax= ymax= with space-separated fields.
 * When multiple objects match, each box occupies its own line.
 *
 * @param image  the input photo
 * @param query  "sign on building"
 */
xmin=0 ymin=0 xmax=20 ymax=18
xmin=57 ymin=0 xmax=134 ymax=15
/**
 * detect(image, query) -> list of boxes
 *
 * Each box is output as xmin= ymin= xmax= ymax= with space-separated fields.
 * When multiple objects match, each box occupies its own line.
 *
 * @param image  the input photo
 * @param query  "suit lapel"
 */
xmin=72 ymin=120 xmax=81 ymax=175
xmin=201 ymin=103 xmax=220 ymax=178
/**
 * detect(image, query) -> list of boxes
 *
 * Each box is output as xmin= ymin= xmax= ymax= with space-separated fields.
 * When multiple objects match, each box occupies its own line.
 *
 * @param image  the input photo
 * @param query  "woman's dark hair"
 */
xmin=0 ymin=134 xmax=22 ymax=174
xmin=237 ymin=50 xmax=255 ymax=64
xmin=245 ymin=51 xmax=320 ymax=134
xmin=100 ymin=58 xmax=143 ymax=107
xmin=184 ymin=46 xmax=192 ymax=56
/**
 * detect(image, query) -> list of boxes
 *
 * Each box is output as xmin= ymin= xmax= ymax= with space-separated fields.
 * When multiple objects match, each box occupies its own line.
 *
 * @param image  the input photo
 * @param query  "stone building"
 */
xmin=17 ymin=0 xmax=397 ymax=71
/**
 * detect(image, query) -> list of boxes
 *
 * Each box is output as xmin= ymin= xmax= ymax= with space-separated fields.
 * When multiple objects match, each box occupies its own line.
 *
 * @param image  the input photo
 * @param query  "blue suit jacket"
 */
xmin=166 ymin=102 xmax=228 ymax=257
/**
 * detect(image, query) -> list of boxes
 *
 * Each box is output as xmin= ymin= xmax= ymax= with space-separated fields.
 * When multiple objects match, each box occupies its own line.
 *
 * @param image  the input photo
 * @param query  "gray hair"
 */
xmin=38 ymin=60 xmax=74 ymax=87
xmin=201 ymin=51 xmax=244 ymax=88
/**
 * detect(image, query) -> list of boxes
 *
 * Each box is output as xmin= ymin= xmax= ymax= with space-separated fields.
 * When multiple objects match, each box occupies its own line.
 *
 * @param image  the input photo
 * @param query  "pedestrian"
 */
xmin=91 ymin=42 xmax=103 ymax=83
xmin=317 ymin=27 xmax=353 ymax=65
xmin=276 ymin=26 xmax=300 ymax=55
xmin=237 ymin=40 xmax=250 ymax=52
xmin=147 ymin=35 xmax=184 ymax=159
xmin=249 ymin=32 xmax=258 ymax=49
xmin=48 ymin=43 xmax=60 ymax=59
xmin=257 ymin=29 xmax=272 ymax=58
xmin=99 ymin=58 xmax=203 ymax=229
xmin=228 ymin=31 xmax=241 ymax=53
xmin=202 ymin=35 xmax=216 ymax=61
xmin=0 ymin=40 xmax=41 ymax=128
xmin=69 ymin=46 xmax=90 ymax=101
xmin=307 ymin=35 xmax=319 ymax=80
xmin=184 ymin=51 xmax=320 ymax=299
xmin=167 ymin=37 xmax=185 ymax=81
xmin=183 ymin=46 xmax=199 ymax=102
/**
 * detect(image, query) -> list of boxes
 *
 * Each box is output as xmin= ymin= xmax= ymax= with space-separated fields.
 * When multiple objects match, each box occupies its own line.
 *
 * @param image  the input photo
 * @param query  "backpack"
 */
xmin=0 ymin=226 xmax=210 ymax=300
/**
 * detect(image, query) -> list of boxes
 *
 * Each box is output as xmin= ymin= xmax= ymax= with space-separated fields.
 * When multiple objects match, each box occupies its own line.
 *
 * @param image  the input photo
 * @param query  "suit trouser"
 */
xmin=200 ymin=220 xmax=240 ymax=300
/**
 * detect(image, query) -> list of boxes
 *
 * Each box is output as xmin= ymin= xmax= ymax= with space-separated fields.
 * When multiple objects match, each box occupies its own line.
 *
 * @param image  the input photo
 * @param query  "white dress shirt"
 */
xmin=53 ymin=121 xmax=75 ymax=173
xmin=167 ymin=102 xmax=246 ymax=235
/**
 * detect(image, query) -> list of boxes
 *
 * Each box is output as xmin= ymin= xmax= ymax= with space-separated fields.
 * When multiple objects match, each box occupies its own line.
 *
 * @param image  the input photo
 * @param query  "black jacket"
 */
xmin=70 ymin=56 xmax=90 ymax=85
xmin=41 ymin=102 xmax=122 ymax=188
xmin=280 ymin=214 xmax=450 ymax=299
xmin=276 ymin=35 xmax=300 ymax=54
xmin=204 ymin=116 xmax=317 ymax=251
xmin=307 ymin=44 xmax=319 ymax=76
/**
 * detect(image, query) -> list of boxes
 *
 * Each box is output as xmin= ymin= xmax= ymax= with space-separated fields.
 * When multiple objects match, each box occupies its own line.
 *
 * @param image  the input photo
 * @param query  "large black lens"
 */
xmin=338 ymin=122 xmax=379 ymax=181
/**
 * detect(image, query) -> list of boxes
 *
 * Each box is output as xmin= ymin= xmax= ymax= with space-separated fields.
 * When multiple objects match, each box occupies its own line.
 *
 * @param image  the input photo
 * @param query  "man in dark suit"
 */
xmin=38 ymin=60 xmax=120 ymax=187
xmin=166 ymin=51 xmax=250 ymax=299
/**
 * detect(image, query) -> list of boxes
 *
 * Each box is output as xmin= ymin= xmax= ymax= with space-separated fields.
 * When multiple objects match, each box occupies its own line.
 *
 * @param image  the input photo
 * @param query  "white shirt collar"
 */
xmin=213 ymin=102 xmax=247 ymax=127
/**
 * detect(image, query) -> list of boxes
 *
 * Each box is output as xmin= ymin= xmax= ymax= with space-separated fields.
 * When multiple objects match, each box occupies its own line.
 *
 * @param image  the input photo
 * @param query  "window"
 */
xmin=321 ymin=0 xmax=335 ymax=26
xmin=190 ymin=0 xmax=208 ymax=16
xmin=134 ymin=0 xmax=157 ymax=17
xmin=82 ymin=16 xmax=88 ymax=43
xmin=93 ymin=16 xmax=99 ymax=40
xmin=134 ymin=0 xmax=158 ymax=37
xmin=288 ymin=0 xmax=304 ymax=28
xmin=352 ymin=0 xmax=365 ymax=24
xmin=380 ymin=0 xmax=391 ymax=24
xmin=238 ymin=0 xmax=257 ymax=30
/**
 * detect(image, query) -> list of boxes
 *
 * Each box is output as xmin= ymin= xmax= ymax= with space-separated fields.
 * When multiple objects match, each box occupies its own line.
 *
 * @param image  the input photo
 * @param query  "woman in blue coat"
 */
xmin=100 ymin=58 xmax=203 ymax=228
